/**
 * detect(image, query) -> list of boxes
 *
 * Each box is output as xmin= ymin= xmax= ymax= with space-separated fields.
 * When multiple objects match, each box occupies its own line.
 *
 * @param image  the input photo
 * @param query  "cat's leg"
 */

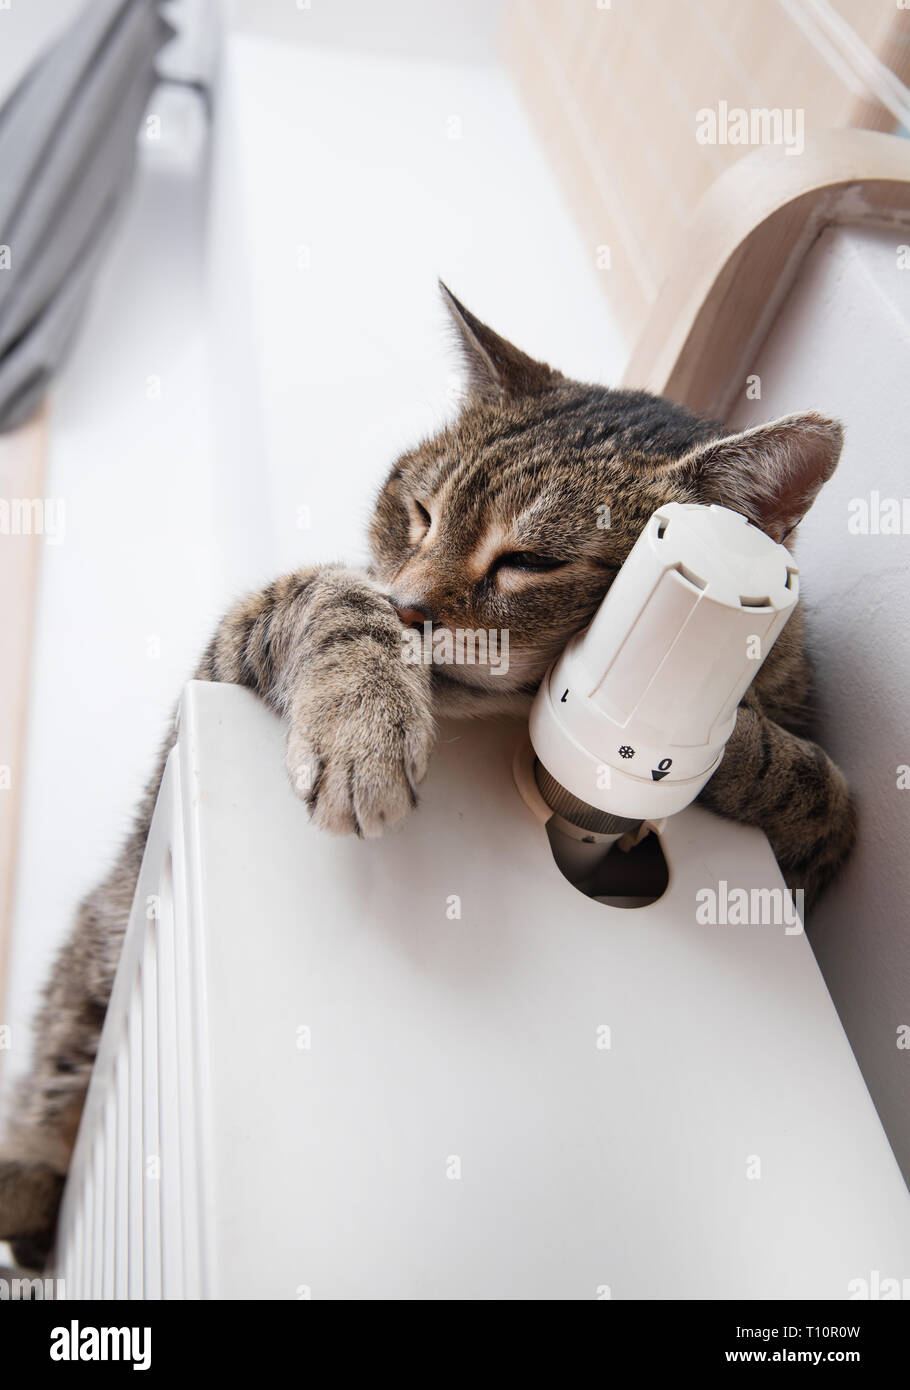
xmin=1 ymin=714 xmax=174 ymax=1270
xmin=696 ymin=694 xmax=856 ymax=912
xmin=198 ymin=566 xmax=435 ymax=836
xmin=0 ymin=838 xmax=146 ymax=1268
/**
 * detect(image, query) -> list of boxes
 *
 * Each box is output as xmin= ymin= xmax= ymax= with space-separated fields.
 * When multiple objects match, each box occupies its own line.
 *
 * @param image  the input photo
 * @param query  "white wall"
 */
xmin=224 ymin=0 xmax=504 ymax=64
xmin=208 ymin=29 xmax=627 ymax=589
xmin=1 ymin=142 xmax=220 ymax=1112
xmin=730 ymin=223 xmax=910 ymax=1182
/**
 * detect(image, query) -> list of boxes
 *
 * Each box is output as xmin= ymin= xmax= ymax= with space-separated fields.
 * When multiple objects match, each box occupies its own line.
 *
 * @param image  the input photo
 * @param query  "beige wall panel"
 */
xmin=502 ymin=0 xmax=905 ymax=345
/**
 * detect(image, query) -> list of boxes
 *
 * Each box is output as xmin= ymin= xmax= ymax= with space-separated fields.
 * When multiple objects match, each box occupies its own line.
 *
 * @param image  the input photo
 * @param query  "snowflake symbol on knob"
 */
xmin=618 ymin=745 xmax=635 ymax=759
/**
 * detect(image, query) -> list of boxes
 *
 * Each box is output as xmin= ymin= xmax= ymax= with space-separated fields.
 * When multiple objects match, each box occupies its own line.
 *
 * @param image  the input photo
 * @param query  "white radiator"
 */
xmin=52 ymin=680 xmax=910 ymax=1299
xmin=54 ymin=732 xmax=209 ymax=1298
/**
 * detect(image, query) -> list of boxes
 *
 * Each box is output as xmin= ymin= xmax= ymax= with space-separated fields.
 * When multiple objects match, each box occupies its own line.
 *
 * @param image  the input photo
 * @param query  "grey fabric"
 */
xmin=0 ymin=0 xmax=174 ymax=432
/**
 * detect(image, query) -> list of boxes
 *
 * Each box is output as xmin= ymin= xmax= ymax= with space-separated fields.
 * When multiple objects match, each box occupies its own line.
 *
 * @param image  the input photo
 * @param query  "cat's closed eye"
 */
xmin=494 ymin=551 xmax=566 ymax=573
xmin=409 ymin=498 xmax=433 ymax=544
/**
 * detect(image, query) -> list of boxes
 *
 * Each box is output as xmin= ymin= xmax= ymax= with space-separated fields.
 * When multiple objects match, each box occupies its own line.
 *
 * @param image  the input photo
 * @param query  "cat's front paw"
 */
xmin=287 ymin=701 xmax=432 ymax=837
xmin=285 ymin=575 xmax=434 ymax=837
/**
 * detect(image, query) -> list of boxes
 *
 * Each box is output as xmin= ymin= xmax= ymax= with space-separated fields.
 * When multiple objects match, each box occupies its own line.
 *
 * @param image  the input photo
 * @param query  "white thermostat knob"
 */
xmin=529 ymin=503 xmax=799 ymax=822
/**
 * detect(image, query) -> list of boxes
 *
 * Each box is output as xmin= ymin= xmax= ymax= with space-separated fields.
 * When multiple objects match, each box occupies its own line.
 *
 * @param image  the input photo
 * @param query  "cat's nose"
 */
xmin=391 ymin=601 xmax=432 ymax=629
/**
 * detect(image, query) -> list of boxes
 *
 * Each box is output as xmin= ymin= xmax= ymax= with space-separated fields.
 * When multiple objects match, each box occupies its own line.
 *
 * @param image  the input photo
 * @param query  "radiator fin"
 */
xmin=54 ymin=836 xmax=202 ymax=1298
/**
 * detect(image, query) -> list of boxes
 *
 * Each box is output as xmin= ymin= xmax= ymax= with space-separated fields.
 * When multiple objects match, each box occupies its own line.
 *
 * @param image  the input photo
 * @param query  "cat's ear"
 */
xmin=439 ymin=281 xmax=560 ymax=404
xmin=679 ymin=412 xmax=844 ymax=542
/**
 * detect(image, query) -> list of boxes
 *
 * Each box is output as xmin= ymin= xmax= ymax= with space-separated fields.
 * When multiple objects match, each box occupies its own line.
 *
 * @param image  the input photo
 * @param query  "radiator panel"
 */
xmin=51 ymin=682 xmax=910 ymax=1298
xmin=54 ymin=757 xmax=207 ymax=1298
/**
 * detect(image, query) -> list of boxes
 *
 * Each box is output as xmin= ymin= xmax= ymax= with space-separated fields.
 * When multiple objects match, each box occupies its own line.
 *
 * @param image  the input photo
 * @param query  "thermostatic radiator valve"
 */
xmin=527 ymin=503 xmax=799 ymax=848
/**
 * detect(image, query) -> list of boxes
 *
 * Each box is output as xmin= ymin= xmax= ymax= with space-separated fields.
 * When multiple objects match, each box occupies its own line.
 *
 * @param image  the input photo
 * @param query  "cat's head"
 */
xmin=368 ymin=284 xmax=843 ymax=695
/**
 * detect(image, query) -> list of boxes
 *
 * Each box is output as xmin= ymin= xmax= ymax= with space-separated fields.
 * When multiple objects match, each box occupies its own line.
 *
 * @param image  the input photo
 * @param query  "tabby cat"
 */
xmin=0 ymin=285 xmax=855 ymax=1269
